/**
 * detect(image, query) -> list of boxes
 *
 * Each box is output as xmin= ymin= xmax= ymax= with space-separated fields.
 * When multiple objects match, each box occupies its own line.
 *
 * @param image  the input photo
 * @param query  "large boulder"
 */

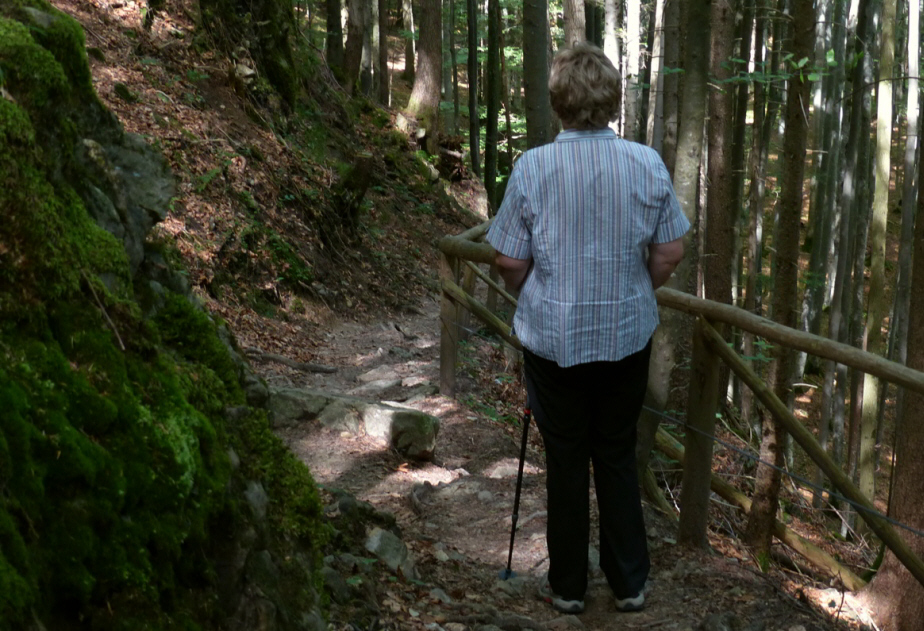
xmin=268 ymin=387 xmax=440 ymax=460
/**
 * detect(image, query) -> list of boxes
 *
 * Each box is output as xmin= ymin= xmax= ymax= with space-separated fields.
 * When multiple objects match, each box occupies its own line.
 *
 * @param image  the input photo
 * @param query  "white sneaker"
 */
xmin=614 ymin=591 xmax=645 ymax=612
xmin=538 ymin=576 xmax=585 ymax=614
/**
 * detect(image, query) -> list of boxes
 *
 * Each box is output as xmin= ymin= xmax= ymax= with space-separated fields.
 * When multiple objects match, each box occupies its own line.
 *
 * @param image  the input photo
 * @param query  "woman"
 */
xmin=486 ymin=42 xmax=689 ymax=615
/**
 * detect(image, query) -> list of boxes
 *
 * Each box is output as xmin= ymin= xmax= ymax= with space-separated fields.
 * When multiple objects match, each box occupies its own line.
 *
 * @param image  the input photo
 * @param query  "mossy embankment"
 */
xmin=0 ymin=2 xmax=327 ymax=628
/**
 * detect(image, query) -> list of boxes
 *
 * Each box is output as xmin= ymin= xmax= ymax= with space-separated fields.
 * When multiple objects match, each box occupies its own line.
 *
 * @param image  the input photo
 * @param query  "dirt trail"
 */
xmin=253 ymin=296 xmax=872 ymax=631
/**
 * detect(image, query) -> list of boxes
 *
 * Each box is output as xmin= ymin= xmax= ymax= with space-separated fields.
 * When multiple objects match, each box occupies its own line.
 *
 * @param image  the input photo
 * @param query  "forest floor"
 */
xmin=55 ymin=0 xmax=888 ymax=628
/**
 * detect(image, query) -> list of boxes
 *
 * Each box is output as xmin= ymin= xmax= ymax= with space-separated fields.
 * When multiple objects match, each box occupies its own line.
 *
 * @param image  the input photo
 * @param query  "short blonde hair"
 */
xmin=549 ymin=42 xmax=622 ymax=130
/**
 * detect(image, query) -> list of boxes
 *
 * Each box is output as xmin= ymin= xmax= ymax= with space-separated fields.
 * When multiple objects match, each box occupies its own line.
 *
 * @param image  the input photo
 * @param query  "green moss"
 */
xmin=153 ymin=294 xmax=244 ymax=404
xmin=0 ymin=18 xmax=69 ymax=111
xmin=232 ymin=408 xmax=329 ymax=547
xmin=0 ymin=7 xmax=327 ymax=629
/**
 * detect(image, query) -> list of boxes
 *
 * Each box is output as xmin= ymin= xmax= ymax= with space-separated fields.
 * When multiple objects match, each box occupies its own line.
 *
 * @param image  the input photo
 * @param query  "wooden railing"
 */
xmin=438 ymin=220 xmax=924 ymax=591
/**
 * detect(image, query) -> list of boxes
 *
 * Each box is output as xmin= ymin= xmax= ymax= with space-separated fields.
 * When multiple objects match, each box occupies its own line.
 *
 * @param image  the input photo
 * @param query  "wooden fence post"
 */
xmin=440 ymin=252 xmax=460 ymax=396
xmin=678 ymin=317 xmax=724 ymax=547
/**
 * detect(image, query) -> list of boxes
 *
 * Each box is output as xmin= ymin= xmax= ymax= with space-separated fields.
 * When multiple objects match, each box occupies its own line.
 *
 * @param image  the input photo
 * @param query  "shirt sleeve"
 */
xmin=486 ymin=162 xmax=532 ymax=259
xmin=651 ymin=164 xmax=691 ymax=244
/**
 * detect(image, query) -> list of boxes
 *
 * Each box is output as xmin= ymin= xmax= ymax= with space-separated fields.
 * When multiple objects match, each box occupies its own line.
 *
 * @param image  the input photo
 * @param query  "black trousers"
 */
xmin=524 ymin=341 xmax=652 ymax=601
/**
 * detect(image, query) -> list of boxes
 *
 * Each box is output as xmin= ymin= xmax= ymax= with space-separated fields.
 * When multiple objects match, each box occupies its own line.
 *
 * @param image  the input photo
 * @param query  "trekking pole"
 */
xmin=499 ymin=405 xmax=531 ymax=580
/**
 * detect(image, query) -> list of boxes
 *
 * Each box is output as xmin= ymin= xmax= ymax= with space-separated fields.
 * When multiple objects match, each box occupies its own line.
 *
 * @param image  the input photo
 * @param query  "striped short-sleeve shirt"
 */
xmin=487 ymin=128 xmax=690 ymax=367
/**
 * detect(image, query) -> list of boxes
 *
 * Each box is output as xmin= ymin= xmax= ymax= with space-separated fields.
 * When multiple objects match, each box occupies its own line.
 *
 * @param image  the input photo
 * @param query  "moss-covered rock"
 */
xmin=0 ymin=4 xmax=327 ymax=629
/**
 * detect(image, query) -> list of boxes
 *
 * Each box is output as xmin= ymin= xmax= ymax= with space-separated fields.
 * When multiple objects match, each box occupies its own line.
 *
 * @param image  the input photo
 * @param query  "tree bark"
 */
xmin=888 ymin=0 xmax=920 ymax=462
xmin=402 ymin=0 xmax=416 ymax=81
xmin=635 ymin=0 xmax=708 ymax=477
xmin=406 ymin=0 xmax=443 ymax=148
xmin=812 ymin=0 xmax=847 ymax=508
xmin=523 ymin=0 xmax=552 ymax=147
xmin=485 ymin=0 xmax=500 ymax=210
xmin=862 ymin=108 xmax=924 ymax=628
xmin=563 ymin=0 xmax=586 ymax=46
xmin=468 ymin=0 xmax=481 ymax=175
xmin=858 ymin=0 xmax=897 ymax=525
xmin=645 ymin=0 xmax=665 ymax=152
xmin=326 ymin=0 xmax=345 ymax=78
xmin=744 ymin=0 xmax=814 ymax=562
xmin=623 ymin=0 xmax=641 ymax=140
xmin=377 ymin=0 xmax=390 ymax=103
xmin=659 ymin=0 xmax=679 ymax=172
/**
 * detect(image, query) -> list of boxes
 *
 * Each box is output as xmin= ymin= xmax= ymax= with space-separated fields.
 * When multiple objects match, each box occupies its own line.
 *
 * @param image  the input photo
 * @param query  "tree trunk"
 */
xmin=201 ymin=0 xmax=299 ymax=104
xmin=406 ymin=0 xmax=443 ymax=149
xmin=676 ymin=0 xmax=736 ymax=549
xmin=523 ymin=0 xmax=552 ymax=147
xmin=468 ymin=0 xmax=481 ymax=175
xmin=635 ymin=0 xmax=709 ymax=478
xmin=402 ymin=0 xmax=416 ymax=81
xmin=361 ymin=0 xmax=374 ymax=94
xmin=377 ymin=0 xmax=390 ymax=103
xmin=812 ymin=0 xmax=847 ymax=508
xmin=326 ymin=0 xmax=345 ymax=78
xmin=485 ymin=0 xmax=500 ymax=211
xmin=645 ymin=0 xmax=665 ymax=152
xmin=603 ymin=0 xmax=619 ymax=133
xmin=623 ymin=0 xmax=641 ymax=140
xmin=888 ymin=0 xmax=920 ymax=462
xmin=729 ymin=0 xmax=754 ymax=414
xmin=564 ymin=0 xmax=586 ymax=46
xmin=857 ymin=0 xmax=896 ymax=525
xmin=343 ymin=0 xmax=366 ymax=92
xmin=861 ymin=124 xmax=924 ymax=630
xmin=740 ymin=0 xmax=770 ymax=434
xmin=659 ymin=0 xmax=679 ymax=172
xmin=841 ymin=0 xmax=877 ymax=537
xmin=744 ymin=0 xmax=814 ymax=562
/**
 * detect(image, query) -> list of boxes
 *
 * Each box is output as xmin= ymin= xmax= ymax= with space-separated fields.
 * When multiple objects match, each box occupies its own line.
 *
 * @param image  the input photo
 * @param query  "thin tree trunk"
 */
xmin=813 ymin=0 xmax=847 ymax=508
xmin=361 ymin=0 xmax=374 ymax=94
xmin=467 ymin=0 xmax=480 ymax=175
xmin=638 ymin=0 xmax=709 ymax=498
xmin=402 ymin=0 xmax=416 ymax=81
xmin=888 ymin=0 xmax=920 ymax=462
xmin=326 ymin=0 xmax=345 ymax=78
xmin=676 ymin=0 xmax=736 ymax=548
xmin=344 ymin=0 xmax=367 ymax=92
xmin=377 ymin=0 xmax=389 ymax=103
xmin=645 ymin=0 xmax=665 ymax=151
xmin=861 ymin=100 xmax=924 ymax=630
xmin=745 ymin=0 xmax=814 ymax=562
xmin=523 ymin=0 xmax=552 ymax=147
xmin=485 ymin=0 xmax=500 ymax=210
xmin=659 ymin=0 xmax=680 ymax=172
xmin=406 ymin=0 xmax=443 ymax=149
xmin=624 ymin=0 xmax=641 ymax=141
xmin=841 ymin=0 xmax=877 ymax=537
xmin=564 ymin=0 xmax=586 ymax=45
xmin=857 ymin=0 xmax=896 ymax=532
xmin=728 ymin=0 xmax=754 ymax=412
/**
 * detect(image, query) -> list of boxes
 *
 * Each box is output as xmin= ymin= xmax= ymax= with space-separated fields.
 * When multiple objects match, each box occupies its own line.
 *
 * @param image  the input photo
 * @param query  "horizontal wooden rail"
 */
xmin=698 ymin=316 xmax=924 ymax=587
xmin=654 ymin=428 xmax=866 ymax=591
xmin=657 ymin=287 xmax=924 ymax=394
xmin=437 ymin=235 xmax=495 ymax=264
xmin=463 ymin=260 xmax=518 ymax=308
xmin=441 ymin=278 xmax=522 ymax=351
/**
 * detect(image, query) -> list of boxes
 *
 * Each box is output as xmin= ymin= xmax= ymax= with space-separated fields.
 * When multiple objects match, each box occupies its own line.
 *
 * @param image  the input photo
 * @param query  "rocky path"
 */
xmin=247 ymin=295 xmax=875 ymax=631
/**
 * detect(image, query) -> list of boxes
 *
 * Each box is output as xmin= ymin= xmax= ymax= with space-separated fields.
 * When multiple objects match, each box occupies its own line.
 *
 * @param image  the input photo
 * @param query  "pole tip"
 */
xmin=498 ymin=568 xmax=517 ymax=580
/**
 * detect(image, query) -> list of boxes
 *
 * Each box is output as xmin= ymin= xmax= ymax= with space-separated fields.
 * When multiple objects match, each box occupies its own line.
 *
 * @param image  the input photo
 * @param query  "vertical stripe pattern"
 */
xmin=487 ymin=128 xmax=690 ymax=367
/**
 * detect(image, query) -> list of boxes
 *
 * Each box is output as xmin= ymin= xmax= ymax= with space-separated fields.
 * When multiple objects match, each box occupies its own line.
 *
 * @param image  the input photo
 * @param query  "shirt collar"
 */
xmin=554 ymin=127 xmax=619 ymax=142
